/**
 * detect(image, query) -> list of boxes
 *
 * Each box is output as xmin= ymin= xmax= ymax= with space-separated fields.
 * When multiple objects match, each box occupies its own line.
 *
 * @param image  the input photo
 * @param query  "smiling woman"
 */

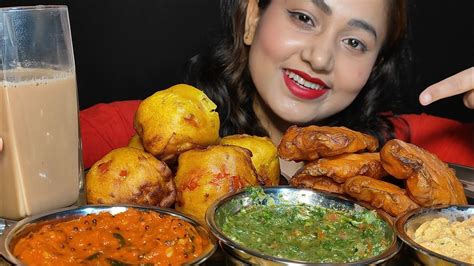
xmin=245 ymin=0 xmax=390 ymax=124
xmin=3 ymin=0 xmax=470 ymax=169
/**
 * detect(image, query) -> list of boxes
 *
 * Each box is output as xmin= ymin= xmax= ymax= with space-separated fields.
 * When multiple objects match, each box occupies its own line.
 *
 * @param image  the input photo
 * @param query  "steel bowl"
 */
xmin=206 ymin=186 xmax=401 ymax=265
xmin=395 ymin=205 xmax=474 ymax=266
xmin=0 ymin=204 xmax=217 ymax=265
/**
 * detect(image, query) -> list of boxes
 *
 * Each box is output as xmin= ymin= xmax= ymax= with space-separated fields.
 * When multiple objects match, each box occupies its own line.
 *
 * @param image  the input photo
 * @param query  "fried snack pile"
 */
xmin=279 ymin=125 xmax=467 ymax=217
xmin=86 ymin=84 xmax=280 ymax=215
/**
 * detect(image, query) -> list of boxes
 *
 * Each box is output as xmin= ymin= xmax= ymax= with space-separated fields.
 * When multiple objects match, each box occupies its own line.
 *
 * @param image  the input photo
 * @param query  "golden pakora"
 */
xmin=85 ymin=147 xmax=176 ymax=207
xmin=220 ymin=134 xmax=280 ymax=185
xmin=134 ymin=84 xmax=220 ymax=161
xmin=174 ymin=145 xmax=263 ymax=223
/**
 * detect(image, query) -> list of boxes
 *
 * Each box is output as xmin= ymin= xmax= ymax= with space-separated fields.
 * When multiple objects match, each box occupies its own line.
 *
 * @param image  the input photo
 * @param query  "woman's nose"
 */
xmin=301 ymin=39 xmax=334 ymax=73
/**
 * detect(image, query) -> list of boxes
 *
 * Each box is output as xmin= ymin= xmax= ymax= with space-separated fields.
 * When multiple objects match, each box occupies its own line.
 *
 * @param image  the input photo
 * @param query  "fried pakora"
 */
xmin=290 ymin=173 xmax=344 ymax=194
xmin=380 ymin=139 xmax=467 ymax=206
xmin=343 ymin=175 xmax=419 ymax=217
xmin=174 ymin=145 xmax=263 ymax=223
xmin=85 ymin=147 xmax=176 ymax=207
xmin=278 ymin=125 xmax=378 ymax=161
xmin=300 ymin=152 xmax=387 ymax=183
xmin=220 ymin=134 xmax=280 ymax=185
xmin=134 ymin=84 xmax=220 ymax=162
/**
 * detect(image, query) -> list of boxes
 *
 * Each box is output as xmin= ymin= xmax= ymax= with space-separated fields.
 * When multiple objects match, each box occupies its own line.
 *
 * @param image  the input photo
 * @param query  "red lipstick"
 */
xmin=283 ymin=69 xmax=329 ymax=100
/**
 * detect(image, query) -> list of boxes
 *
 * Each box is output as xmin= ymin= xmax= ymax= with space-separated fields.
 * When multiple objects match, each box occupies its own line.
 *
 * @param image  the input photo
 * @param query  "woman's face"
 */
xmin=246 ymin=0 xmax=388 ymax=123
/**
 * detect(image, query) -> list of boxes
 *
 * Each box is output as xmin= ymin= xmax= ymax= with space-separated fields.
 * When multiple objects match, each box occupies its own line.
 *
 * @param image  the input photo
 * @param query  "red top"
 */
xmin=80 ymin=100 xmax=474 ymax=168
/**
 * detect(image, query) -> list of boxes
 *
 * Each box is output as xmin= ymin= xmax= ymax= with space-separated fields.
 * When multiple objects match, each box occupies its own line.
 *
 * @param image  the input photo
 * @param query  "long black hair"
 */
xmin=185 ymin=0 xmax=413 ymax=144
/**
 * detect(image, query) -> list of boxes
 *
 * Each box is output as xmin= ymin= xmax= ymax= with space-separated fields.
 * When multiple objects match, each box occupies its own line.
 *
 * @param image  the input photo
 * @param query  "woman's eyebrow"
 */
xmin=312 ymin=0 xmax=332 ymax=15
xmin=348 ymin=19 xmax=378 ymax=39
xmin=311 ymin=1 xmax=377 ymax=39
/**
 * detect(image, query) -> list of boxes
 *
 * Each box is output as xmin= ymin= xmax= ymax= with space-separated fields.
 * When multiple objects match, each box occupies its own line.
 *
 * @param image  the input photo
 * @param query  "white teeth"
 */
xmin=285 ymin=70 xmax=321 ymax=90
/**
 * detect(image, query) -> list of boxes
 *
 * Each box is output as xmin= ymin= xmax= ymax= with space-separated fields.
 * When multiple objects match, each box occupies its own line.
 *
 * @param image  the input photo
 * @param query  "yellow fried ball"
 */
xmin=85 ymin=147 xmax=176 ymax=207
xmin=220 ymin=134 xmax=280 ymax=185
xmin=174 ymin=145 xmax=263 ymax=223
xmin=134 ymin=84 xmax=220 ymax=161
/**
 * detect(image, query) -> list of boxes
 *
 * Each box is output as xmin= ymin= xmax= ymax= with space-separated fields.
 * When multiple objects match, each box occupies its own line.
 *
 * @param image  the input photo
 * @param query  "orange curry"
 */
xmin=13 ymin=208 xmax=209 ymax=265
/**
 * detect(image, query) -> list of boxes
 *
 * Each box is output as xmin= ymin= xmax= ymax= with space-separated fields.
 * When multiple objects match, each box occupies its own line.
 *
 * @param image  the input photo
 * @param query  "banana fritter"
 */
xmin=278 ymin=125 xmax=378 ymax=162
xmin=290 ymin=174 xmax=344 ymax=194
xmin=380 ymin=139 xmax=467 ymax=207
xmin=343 ymin=175 xmax=419 ymax=217
xmin=300 ymin=152 xmax=387 ymax=183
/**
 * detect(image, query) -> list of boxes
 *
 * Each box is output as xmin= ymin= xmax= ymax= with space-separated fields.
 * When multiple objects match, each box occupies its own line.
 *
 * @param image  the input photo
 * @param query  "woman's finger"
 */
xmin=463 ymin=89 xmax=474 ymax=109
xmin=419 ymin=67 xmax=473 ymax=106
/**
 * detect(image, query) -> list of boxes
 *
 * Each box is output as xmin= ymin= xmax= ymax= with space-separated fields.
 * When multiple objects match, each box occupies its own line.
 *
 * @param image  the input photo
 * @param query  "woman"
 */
xmin=80 ymin=0 xmax=473 ymax=172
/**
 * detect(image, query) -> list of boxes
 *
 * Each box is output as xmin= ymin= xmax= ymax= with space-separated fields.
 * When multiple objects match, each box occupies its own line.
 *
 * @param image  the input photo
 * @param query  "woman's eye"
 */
xmin=343 ymin=38 xmax=367 ymax=52
xmin=288 ymin=11 xmax=315 ymax=27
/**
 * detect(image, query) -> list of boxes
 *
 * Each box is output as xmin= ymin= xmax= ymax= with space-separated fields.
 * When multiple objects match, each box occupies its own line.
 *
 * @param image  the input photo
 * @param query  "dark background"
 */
xmin=1 ymin=0 xmax=472 ymax=122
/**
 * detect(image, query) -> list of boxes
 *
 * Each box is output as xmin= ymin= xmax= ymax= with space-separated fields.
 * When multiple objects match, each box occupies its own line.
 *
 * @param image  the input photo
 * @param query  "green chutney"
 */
xmin=221 ymin=202 xmax=391 ymax=263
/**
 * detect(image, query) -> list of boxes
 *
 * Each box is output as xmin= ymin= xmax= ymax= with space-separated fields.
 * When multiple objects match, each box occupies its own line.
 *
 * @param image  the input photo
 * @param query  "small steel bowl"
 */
xmin=206 ymin=186 xmax=401 ymax=265
xmin=395 ymin=205 xmax=474 ymax=266
xmin=0 ymin=204 xmax=217 ymax=265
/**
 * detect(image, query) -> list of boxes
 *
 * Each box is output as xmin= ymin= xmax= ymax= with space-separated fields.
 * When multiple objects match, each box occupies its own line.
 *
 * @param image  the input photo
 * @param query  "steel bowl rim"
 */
xmin=0 ymin=204 xmax=217 ymax=265
xmin=395 ymin=204 xmax=474 ymax=266
xmin=206 ymin=186 xmax=401 ymax=265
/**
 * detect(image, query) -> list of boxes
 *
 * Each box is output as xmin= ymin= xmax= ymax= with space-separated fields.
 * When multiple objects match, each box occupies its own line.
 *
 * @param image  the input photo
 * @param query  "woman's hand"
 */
xmin=419 ymin=67 xmax=474 ymax=109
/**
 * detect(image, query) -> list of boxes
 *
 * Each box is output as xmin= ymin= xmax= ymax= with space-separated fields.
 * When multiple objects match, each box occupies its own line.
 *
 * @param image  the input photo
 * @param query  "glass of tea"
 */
xmin=0 ymin=5 xmax=83 ymax=219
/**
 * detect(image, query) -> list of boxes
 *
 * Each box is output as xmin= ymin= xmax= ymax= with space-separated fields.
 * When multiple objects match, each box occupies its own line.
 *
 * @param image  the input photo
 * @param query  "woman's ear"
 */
xmin=244 ymin=0 xmax=260 ymax=45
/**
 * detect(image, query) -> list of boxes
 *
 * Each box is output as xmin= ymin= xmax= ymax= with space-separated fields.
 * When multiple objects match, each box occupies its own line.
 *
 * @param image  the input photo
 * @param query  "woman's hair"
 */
xmin=185 ymin=0 xmax=412 ymax=144
xmin=185 ymin=0 xmax=271 ymax=137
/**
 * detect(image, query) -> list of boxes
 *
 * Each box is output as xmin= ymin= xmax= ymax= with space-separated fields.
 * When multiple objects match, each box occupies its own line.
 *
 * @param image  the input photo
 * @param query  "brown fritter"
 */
xmin=300 ymin=152 xmax=387 ymax=183
xmin=380 ymin=139 xmax=467 ymax=207
xmin=290 ymin=174 xmax=344 ymax=194
xmin=343 ymin=175 xmax=419 ymax=217
xmin=278 ymin=125 xmax=378 ymax=162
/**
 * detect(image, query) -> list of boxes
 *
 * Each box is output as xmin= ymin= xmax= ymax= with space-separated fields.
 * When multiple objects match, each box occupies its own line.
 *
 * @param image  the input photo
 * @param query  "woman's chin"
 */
xmin=279 ymin=114 xmax=321 ymax=126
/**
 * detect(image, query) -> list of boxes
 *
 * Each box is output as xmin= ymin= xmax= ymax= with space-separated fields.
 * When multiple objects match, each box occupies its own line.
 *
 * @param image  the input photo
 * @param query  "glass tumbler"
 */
xmin=0 ymin=5 xmax=82 ymax=219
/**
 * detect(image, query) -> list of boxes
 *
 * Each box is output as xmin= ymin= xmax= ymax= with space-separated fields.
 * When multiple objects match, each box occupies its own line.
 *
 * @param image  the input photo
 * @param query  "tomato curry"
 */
xmin=13 ymin=208 xmax=209 ymax=265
